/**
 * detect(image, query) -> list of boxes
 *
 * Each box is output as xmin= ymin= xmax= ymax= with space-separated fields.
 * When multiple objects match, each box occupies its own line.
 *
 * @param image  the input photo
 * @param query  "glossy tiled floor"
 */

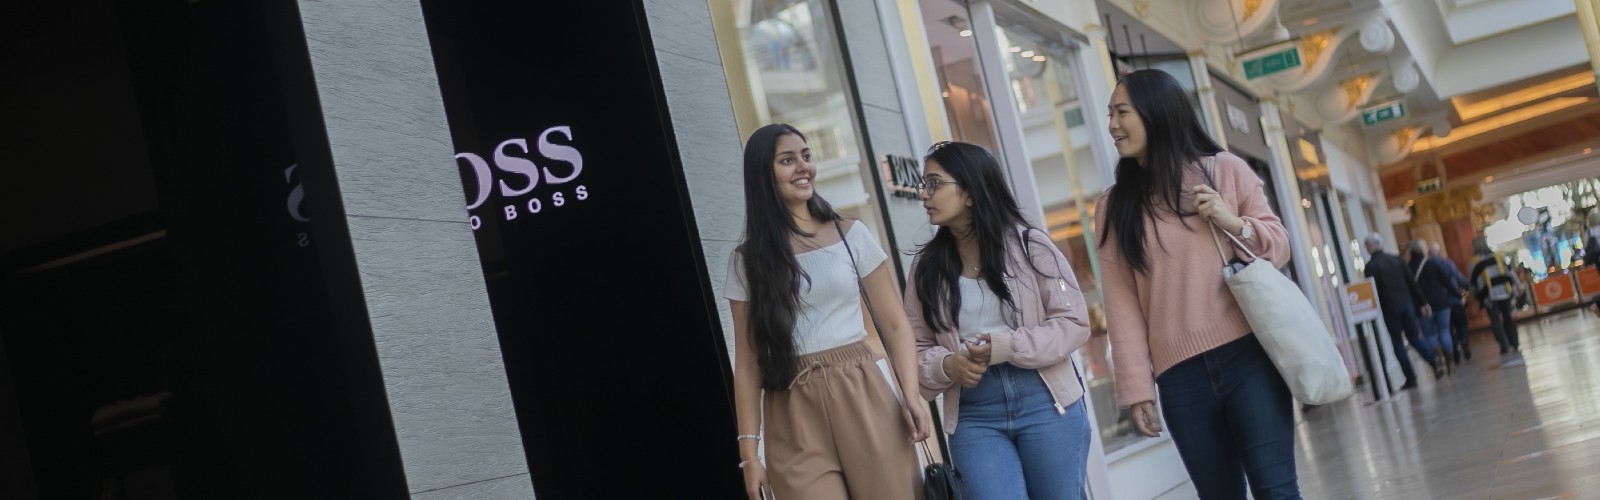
xmin=1157 ymin=308 xmax=1600 ymax=500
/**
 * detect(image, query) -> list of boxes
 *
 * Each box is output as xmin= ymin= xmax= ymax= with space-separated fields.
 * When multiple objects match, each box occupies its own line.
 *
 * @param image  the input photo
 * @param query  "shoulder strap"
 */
xmin=1202 ymin=156 xmax=1259 ymax=264
xmin=834 ymin=220 xmax=935 ymax=460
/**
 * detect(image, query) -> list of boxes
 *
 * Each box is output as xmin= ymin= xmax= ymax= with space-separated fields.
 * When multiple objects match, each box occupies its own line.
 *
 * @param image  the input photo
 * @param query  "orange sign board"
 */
xmin=1534 ymin=276 xmax=1577 ymax=306
xmin=1579 ymin=267 xmax=1600 ymax=297
xmin=1342 ymin=279 xmax=1382 ymax=323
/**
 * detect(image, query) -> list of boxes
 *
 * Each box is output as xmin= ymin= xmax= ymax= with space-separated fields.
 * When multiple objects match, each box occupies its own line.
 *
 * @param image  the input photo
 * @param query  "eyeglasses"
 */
xmin=915 ymin=178 xmax=959 ymax=198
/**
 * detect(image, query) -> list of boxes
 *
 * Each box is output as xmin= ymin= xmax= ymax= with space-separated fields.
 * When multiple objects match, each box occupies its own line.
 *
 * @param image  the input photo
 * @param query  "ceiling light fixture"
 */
xmin=1032 ymin=55 xmax=1046 ymax=62
xmin=1009 ymin=46 xmax=1022 ymax=53
xmin=1020 ymin=50 xmax=1035 ymax=58
xmin=1451 ymin=72 xmax=1595 ymax=121
xmin=1412 ymin=97 xmax=1594 ymax=154
xmin=959 ymin=29 xmax=973 ymax=37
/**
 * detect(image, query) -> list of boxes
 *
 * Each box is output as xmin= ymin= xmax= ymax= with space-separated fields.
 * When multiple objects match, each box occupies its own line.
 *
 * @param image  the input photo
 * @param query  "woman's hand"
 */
xmin=1191 ymin=184 xmax=1245 ymax=234
xmin=742 ymin=460 xmax=769 ymax=500
xmin=904 ymin=396 xmax=934 ymax=443
xmin=942 ymin=350 xmax=987 ymax=388
xmin=969 ymin=334 xmax=992 ymax=365
xmin=1130 ymin=401 xmax=1163 ymax=437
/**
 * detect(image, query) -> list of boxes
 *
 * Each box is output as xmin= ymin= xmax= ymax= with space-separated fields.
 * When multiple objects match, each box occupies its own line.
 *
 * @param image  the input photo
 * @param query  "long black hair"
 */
xmin=739 ymin=123 xmax=838 ymax=391
xmin=1098 ymin=69 xmax=1223 ymax=273
xmin=912 ymin=141 xmax=1049 ymax=332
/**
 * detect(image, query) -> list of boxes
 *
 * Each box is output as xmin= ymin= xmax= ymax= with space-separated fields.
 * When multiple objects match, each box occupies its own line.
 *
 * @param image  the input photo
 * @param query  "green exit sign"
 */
xmin=1362 ymin=101 xmax=1406 ymax=126
xmin=1417 ymin=177 xmax=1442 ymax=194
xmin=1242 ymin=45 xmax=1302 ymax=79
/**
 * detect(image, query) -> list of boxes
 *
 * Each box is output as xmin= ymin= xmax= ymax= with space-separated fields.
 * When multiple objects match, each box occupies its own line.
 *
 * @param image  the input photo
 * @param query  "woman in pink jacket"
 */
xmin=905 ymin=141 xmax=1093 ymax=499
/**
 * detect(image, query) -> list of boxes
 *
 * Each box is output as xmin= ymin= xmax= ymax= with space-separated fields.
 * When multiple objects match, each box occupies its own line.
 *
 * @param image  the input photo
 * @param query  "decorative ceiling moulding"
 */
xmin=1195 ymin=0 xmax=1278 ymax=44
xmin=1392 ymin=62 xmax=1421 ymax=93
xmin=1318 ymin=71 xmax=1386 ymax=124
xmin=1260 ymin=16 xmax=1394 ymax=93
xmin=1372 ymin=125 xmax=1427 ymax=166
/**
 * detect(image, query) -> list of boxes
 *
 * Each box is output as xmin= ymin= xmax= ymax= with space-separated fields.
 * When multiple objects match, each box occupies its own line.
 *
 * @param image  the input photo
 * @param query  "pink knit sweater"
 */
xmin=1094 ymin=152 xmax=1291 ymax=408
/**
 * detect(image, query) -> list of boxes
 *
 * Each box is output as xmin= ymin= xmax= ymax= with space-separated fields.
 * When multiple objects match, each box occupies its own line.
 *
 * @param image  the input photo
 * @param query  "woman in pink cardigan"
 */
xmin=1095 ymin=70 xmax=1301 ymax=499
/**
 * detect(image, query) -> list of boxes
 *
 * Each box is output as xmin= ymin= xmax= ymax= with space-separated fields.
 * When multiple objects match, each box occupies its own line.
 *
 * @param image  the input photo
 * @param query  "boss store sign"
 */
xmin=420 ymin=1 xmax=740 ymax=498
xmin=455 ymin=125 xmax=590 ymax=230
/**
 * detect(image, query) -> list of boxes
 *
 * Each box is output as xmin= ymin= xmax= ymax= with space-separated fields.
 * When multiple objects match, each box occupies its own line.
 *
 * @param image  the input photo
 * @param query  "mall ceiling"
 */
xmin=1261 ymin=0 xmax=1600 ymax=204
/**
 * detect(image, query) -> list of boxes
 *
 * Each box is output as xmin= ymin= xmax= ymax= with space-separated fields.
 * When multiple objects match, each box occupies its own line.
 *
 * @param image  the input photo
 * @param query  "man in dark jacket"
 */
xmin=1409 ymin=241 xmax=1458 ymax=373
xmin=1431 ymin=242 xmax=1472 ymax=361
xmin=1363 ymin=234 xmax=1439 ymax=387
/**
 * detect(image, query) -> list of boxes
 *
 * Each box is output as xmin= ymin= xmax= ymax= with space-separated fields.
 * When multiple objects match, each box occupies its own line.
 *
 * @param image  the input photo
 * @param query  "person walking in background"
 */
xmin=906 ymin=141 xmax=1093 ymax=500
xmin=1097 ymin=69 xmax=1301 ymax=499
xmin=1470 ymin=236 xmax=1523 ymax=366
xmin=1408 ymin=241 xmax=1458 ymax=374
xmin=1586 ymin=235 xmax=1600 ymax=316
xmin=1430 ymin=242 xmax=1472 ymax=362
xmin=726 ymin=124 xmax=930 ymax=500
xmin=1363 ymin=234 xmax=1440 ymax=386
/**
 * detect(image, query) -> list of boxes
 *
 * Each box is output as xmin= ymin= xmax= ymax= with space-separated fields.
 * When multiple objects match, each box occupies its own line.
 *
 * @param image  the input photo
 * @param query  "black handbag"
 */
xmin=835 ymin=220 xmax=964 ymax=500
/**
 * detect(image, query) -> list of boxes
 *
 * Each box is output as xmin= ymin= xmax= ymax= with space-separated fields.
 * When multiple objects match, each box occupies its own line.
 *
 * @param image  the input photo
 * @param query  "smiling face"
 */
xmin=772 ymin=133 xmax=814 ymax=206
xmin=921 ymin=159 xmax=971 ymax=228
xmin=1108 ymin=84 xmax=1148 ymax=165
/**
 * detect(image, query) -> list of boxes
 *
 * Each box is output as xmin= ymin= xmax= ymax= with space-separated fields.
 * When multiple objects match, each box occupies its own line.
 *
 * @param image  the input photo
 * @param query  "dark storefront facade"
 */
xmin=1 ymin=0 xmax=950 ymax=498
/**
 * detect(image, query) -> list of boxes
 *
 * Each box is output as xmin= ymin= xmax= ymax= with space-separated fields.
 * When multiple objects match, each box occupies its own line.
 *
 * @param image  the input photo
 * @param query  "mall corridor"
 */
xmin=1157 ymin=310 xmax=1600 ymax=500
xmin=5 ymin=0 xmax=1600 ymax=498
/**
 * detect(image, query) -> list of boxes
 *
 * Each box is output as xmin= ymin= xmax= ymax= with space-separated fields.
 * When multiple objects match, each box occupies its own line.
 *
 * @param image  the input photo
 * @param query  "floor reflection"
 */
xmin=1155 ymin=309 xmax=1600 ymax=499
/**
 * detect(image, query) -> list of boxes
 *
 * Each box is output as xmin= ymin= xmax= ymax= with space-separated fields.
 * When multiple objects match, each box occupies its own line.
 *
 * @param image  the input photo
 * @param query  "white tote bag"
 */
xmin=1209 ymin=220 xmax=1353 ymax=405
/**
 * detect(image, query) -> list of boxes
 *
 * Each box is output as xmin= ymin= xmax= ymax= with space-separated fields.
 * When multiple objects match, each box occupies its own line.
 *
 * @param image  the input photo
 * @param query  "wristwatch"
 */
xmin=1236 ymin=221 xmax=1254 ymax=240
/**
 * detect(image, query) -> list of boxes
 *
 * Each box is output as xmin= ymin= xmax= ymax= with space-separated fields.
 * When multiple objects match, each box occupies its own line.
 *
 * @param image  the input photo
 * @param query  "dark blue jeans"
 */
xmin=1382 ymin=306 xmax=1432 ymax=383
xmin=1157 ymin=335 xmax=1300 ymax=500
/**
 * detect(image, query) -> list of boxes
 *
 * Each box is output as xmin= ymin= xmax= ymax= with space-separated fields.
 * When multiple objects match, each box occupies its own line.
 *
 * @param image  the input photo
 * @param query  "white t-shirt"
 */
xmin=725 ymin=223 xmax=888 ymax=354
xmin=956 ymin=277 xmax=1013 ymax=344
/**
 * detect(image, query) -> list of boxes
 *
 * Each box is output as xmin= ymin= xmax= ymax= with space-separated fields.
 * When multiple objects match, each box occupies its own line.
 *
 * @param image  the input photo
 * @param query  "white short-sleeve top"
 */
xmin=725 ymin=222 xmax=888 ymax=354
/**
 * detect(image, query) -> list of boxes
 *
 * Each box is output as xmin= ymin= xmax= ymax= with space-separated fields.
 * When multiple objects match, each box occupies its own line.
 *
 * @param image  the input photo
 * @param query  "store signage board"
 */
xmin=1227 ymin=103 xmax=1251 ymax=134
xmin=1578 ymin=267 xmax=1600 ymax=297
xmin=1534 ymin=276 xmax=1577 ymax=306
xmin=882 ymin=155 xmax=921 ymax=200
xmin=420 ymin=1 xmax=740 ymax=497
xmin=1342 ymin=278 xmax=1382 ymax=323
xmin=1361 ymin=101 xmax=1406 ymax=126
xmin=1243 ymin=44 xmax=1302 ymax=80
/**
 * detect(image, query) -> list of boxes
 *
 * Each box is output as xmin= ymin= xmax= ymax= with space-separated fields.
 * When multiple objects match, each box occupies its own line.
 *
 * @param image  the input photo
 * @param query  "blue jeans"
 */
xmin=1157 ymin=335 xmax=1300 ymax=500
xmin=949 ymin=363 xmax=1090 ymax=500
xmin=1383 ymin=306 xmax=1435 ymax=381
xmin=1421 ymin=308 xmax=1454 ymax=356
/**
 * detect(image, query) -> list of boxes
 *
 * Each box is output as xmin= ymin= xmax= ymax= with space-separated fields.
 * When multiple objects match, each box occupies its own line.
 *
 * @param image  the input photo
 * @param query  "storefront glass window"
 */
xmin=918 ymin=0 xmax=1003 ymax=152
xmin=993 ymin=21 xmax=1143 ymax=455
xmin=712 ymin=0 xmax=885 ymax=225
xmin=1485 ymin=180 xmax=1600 ymax=279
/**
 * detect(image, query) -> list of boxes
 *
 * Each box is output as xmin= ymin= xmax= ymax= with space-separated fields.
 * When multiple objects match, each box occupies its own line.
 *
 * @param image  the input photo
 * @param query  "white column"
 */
xmin=1258 ymin=100 xmax=1325 ymax=305
xmin=1190 ymin=51 xmax=1230 ymax=149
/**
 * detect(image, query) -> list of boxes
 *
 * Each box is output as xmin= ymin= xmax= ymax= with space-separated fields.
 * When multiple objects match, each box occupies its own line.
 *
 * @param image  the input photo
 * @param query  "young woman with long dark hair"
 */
xmin=1095 ymin=69 xmax=1300 ymax=499
xmin=904 ymin=141 xmax=1093 ymax=499
xmin=727 ymin=124 xmax=931 ymax=500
